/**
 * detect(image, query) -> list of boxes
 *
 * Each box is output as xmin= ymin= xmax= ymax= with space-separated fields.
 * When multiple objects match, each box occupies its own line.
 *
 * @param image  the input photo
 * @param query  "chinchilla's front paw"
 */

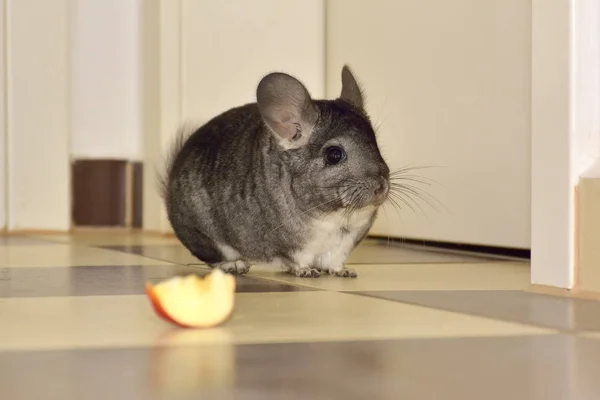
xmin=331 ymin=267 xmax=358 ymax=278
xmin=287 ymin=265 xmax=321 ymax=278
xmin=313 ymin=253 xmax=358 ymax=278
xmin=211 ymin=260 xmax=251 ymax=275
xmin=317 ymin=265 xmax=358 ymax=278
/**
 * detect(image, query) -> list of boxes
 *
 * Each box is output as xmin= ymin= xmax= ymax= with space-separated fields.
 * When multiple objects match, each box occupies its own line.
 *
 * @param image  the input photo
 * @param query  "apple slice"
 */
xmin=146 ymin=269 xmax=236 ymax=328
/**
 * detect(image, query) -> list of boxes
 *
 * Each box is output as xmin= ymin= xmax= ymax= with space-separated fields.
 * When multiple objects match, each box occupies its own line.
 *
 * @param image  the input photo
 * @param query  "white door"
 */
xmin=0 ymin=0 xmax=6 ymax=230
xmin=326 ymin=0 xmax=532 ymax=249
xmin=179 ymin=0 xmax=324 ymax=125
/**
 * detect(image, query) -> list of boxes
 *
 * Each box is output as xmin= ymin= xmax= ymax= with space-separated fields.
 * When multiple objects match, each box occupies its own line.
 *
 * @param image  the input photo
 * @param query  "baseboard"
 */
xmin=71 ymin=159 xmax=143 ymax=228
xmin=0 ymin=229 xmax=71 ymax=236
xmin=529 ymin=284 xmax=600 ymax=301
xmin=367 ymin=235 xmax=530 ymax=259
xmin=576 ymin=172 xmax=600 ymax=294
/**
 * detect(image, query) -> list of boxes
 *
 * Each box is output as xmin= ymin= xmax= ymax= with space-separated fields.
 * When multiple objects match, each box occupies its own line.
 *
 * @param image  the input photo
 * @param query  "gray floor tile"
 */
xmin=0 ymin=335 xmax=596 ymax=400
xmin=0 ymin=264 xmax=314 ymax=297
xmin=99 ymin=244 xmax=200 ymax=264
xmin=356 ymin=290 xmax=600 ymax=332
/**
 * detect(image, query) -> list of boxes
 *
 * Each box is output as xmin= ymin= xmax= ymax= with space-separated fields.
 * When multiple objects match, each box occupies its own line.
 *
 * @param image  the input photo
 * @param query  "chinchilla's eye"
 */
xmin=324 ymin=146 xmax=346 ymax=165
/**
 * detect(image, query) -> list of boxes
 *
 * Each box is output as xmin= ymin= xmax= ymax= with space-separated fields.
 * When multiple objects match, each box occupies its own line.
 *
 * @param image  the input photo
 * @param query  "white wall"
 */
xmin=0 ymin=0 xmax=6 ymax=230
xmin=5 ymin=0 xmax=71 ymax=230
xmin=326 ymin=0 xmax=532 ymax=249
xmin=70 ymin=0 xmax=143 ymax=160
xmin=574 ymin=0 xmax=600 ymax=173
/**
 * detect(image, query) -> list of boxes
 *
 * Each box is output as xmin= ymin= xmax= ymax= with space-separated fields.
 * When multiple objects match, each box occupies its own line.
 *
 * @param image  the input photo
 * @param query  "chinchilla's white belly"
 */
xmin=292 ymin=206 xmax=376 ymax=269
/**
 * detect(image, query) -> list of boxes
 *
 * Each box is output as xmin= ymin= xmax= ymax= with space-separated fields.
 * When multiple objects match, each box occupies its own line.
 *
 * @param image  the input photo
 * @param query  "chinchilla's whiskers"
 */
xmin=399 ymin=181 xmax=446 ymax=210
xmin=387 ymin=190 xmax=415 ymax=212
xmin=380 ymin=200 xmax=402 ymax=224
xmin=384 ymin=186 xmax=439 ymax=219
xmin=306 ymin=181 xmax=365 ymax=227
xmin=309 ymin=181 xmax=356 ymax=219
xmin=315 ymin=177 xmax=424 ymax=226
xmin=316 ymin=185 xmax=355 ymax=220
xmin=343 ymin=191 xmax=362 ymax=219
xmin=340 ymin=186 xmax=361 ymax=219
xmin=390 ymin=175 xmax=436 ymax=186
xmin=390 ymin=183 xmax=441 ymax=215
xmin=311 ymin=178 xmax=362 ymax=206
xmin=380 ymin=164 xmax=447 ymax=219
xmin=317 ymin=181 xmax=369 ymax=224
xmin=389 ymin=164 xmax=441 ymax=176
xmin=390 ymin=183 xmax=443 ymax=212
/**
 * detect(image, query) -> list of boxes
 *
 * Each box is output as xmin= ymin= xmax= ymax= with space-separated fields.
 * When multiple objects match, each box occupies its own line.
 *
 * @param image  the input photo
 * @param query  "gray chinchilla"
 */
xmin=160 ymin=65 xmax=390 ymax=278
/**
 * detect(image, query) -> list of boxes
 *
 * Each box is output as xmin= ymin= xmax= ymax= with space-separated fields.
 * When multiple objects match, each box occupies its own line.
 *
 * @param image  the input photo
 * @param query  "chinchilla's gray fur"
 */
xmin=160 ymin=65 xmax=390 ymax=278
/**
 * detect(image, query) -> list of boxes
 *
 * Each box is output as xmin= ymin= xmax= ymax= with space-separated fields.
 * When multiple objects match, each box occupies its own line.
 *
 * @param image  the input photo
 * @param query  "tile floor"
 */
xmin=1 ymin=232 xmax=599 ymax=399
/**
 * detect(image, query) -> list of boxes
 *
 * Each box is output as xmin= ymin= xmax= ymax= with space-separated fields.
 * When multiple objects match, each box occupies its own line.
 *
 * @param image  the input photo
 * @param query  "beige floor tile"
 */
xmin=579 ymin=332 xmax=600 ymax=340
xmin=248 ymin=261 xmax=530 ymax=291
xmin=31 ymin=232 xmax=180 ymax=246
xmin=0 ymin=245 xmax=170 ymax=268
xmin=0 ymin=292 xmax=552 ymax=351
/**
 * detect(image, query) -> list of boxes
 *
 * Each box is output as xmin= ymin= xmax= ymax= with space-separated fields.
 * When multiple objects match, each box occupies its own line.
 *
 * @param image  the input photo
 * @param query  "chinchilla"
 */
xmin=160 ymin=65 xmax=390 ymax=278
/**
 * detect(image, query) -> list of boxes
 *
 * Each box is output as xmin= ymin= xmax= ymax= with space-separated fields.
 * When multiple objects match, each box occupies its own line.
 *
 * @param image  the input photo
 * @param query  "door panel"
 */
xmin=180 ymin=0 xmax=324 ymax=125
xmin=326 ymin=0 xmax=532 ymax=248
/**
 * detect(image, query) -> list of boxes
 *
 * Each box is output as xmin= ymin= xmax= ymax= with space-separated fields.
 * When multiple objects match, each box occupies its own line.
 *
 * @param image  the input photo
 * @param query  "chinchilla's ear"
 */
xmin=339 ymin=65 xmax=364 ymax=110
xmin=257 ymin=72 xmax=318 ymax=149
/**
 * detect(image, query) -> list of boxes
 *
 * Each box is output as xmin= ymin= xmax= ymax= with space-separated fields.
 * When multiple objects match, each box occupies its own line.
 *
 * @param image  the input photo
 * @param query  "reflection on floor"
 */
xmin=0 ymin=232 xmax=598 ymax=399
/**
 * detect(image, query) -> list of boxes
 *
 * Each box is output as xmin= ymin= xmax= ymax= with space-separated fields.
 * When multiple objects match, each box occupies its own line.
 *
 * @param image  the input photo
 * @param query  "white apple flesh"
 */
xmin=146 ymin=269 xmax=236 ymax=328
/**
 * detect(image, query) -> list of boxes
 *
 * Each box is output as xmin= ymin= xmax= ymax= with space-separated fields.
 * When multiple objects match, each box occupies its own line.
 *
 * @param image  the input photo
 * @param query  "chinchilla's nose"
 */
xmin=366 ymin=161 xmax=389 ymax=182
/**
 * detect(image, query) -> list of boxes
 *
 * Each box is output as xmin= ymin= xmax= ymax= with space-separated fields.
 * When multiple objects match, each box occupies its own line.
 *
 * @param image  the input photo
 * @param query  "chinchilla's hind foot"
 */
xmin=210 ymin=260 xmax=251 ymax=275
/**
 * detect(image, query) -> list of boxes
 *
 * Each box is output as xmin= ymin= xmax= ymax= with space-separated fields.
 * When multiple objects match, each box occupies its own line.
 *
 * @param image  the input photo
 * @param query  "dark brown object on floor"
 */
xmin=72 ymin=160 xmax=128 ymax=227
xmin=132 ymin=162 xmax=144 ymax=228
